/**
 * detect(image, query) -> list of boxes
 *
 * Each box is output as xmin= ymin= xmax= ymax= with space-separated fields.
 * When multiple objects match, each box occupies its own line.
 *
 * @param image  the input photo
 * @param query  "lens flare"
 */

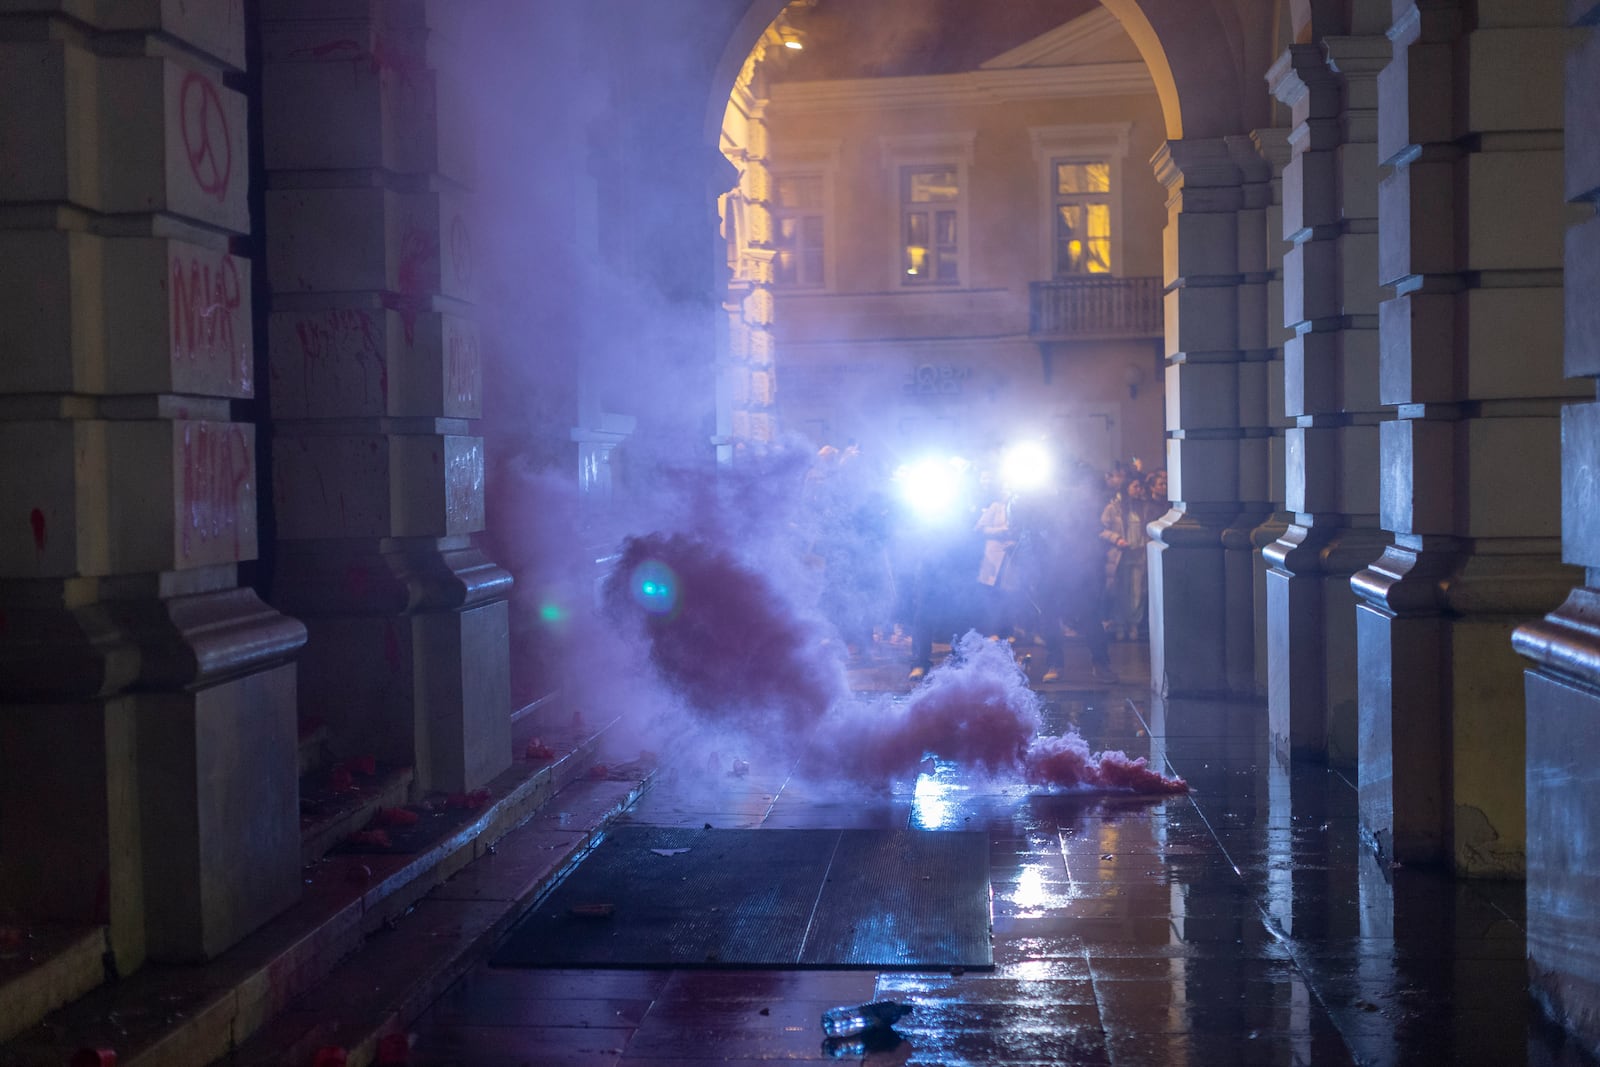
xmin=630 ymin=560 xmax=679 ymax=615
xmin=895 ymin=456 xmax=966 ymax=524
xmin=1001 ymin=440 xmax=1053 ymax=492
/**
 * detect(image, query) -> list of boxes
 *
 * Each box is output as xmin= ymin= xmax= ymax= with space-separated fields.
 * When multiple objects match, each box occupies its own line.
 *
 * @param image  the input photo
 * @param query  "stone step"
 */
xmin=222 ymin=771 xmax=653 ymax=1066
xmin=0 ymin=924 xmax=106 ymax=1045
xmin=299 ymin=763 xmax=416 ymax=868
xmin=0 ymin=711 xmax=638 ymax=1067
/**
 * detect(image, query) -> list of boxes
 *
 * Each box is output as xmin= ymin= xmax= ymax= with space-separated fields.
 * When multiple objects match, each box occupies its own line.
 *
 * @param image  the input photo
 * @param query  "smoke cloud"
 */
xmin=458 ymin=2 xmax=1185 ymax=800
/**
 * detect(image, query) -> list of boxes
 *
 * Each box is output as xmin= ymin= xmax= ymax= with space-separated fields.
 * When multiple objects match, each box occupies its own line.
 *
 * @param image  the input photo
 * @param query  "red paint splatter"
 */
xmin=29 ymin=508 xmax=45 ymax=552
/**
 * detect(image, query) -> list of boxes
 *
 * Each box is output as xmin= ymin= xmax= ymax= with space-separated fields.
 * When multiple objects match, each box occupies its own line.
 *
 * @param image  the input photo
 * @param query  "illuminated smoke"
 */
xmin=602 ymin=530 xmax=850 ymax=739
xmin=605 ymin=540 xmax=1186 ymax=796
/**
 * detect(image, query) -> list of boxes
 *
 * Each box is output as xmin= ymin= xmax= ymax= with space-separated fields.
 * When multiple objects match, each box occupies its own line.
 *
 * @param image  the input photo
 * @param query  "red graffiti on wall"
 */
xmin=446 ymin=330 xmax=478 ymax=410
xmin=293 ymin=309 xmax=387 ymax=407
xmin=171 ymin=252 xmax=250 ymax=393
xmin=179 ymin=71 xmax=231 ymax=202
xmin=370 ymin=33 xmax=429 ymax=85
xmin=180 ymin=422 xmax=252 ymax=560
xmin=28 ymin=508 xmax=45 ymax=553
xmin=383 ymin=226 xmax=437 ymax=344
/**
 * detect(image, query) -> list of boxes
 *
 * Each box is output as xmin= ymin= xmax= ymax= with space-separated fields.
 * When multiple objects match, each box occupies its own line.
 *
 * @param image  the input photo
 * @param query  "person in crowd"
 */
xmin=1102 ymin=474 xmax=1150 ymax=641
xmin=974 ymin=470 xmax=1022 ymax=643
xmin=1015 ymin=459 xmax=1117 ymax=684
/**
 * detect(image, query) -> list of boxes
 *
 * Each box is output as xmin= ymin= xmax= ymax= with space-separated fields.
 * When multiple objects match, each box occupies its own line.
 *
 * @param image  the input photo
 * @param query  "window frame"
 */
xmin=770 ymin=171 xmax=829 ymax=290
xmin=1029 ymin=123 xmax=1132 ymax=280
xmin=769 ymin=140 xmax=841 ymax=294
xmin=880 ymin=131 xmax=976 ymax=291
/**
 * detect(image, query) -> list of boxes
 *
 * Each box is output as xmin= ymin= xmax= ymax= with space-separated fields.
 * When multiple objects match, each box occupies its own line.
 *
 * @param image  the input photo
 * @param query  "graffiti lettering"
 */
xmin=293 ymin=309 xmax=387 ymax=408
xmin=446 ymin=330 xmax=478 ymax=411
xmin=180 ymin=422 xmax=252 ymax=560
xmin=171 ymin=252 xmax=251 ymax=393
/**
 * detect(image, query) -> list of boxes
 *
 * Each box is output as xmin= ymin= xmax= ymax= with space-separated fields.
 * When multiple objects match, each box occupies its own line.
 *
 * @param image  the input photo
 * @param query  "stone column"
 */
xmin=1224 ymin=135 xmax=1282 ymax=699
xmin=1356 ymin=0 xmax=1580 ymax=874
xmin=0 ymin=3 xmax=304 ymax=967
xmin=1264 ymin=36 xmax=1391 ymax=766
xmin=1513 ymin=0 xmax=1600 ymax=1048
xmin=262 ymin=2 xmax=512 ymax=793
xmin=720 ymin=57 xmax=778 ymax=451
xmin=1148 ymin=139 xmax=1260 ymax=698
xmin=1246 ymin=129 xmax=1294 ymax=701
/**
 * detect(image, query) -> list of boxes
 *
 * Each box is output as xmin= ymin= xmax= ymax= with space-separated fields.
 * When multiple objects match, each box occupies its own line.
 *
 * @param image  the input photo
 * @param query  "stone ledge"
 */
xmin=0 ymin=715 xmax=646 ymax=1067
xmin=0 ymin=925 xmax=105 ymax=1045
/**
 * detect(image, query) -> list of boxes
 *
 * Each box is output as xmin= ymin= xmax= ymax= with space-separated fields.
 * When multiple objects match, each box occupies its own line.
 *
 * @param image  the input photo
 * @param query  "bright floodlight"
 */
xmin=1002 ymin=440 xmax=1053 ymax=492
xmin=896 ymin=456 xmax=962 ymax=524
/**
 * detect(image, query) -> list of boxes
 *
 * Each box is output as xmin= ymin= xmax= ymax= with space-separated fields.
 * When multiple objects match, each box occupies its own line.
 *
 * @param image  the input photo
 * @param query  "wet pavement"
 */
xmin=404 ymin=639 xmax=1600 ymax=1066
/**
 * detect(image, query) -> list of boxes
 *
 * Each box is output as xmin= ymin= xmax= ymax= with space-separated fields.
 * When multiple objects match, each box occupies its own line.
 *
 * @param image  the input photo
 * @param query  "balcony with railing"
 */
xmin=1029 ymin=275 xmax=1164 ymax=341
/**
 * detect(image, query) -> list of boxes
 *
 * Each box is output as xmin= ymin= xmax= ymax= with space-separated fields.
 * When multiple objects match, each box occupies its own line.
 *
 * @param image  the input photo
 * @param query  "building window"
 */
xmin=773 ymin=173 xmax=826 ymax=288
xmin=1053 ymin=160 xmax=1111 ymax=275
xmin=901 ymin=165 xmax=961 ymax=284
xmin=1029 ymin=123 xmax=1130 ymax=279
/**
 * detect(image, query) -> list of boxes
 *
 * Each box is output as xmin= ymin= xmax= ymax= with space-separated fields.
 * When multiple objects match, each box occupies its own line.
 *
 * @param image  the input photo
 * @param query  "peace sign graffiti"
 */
xmin=180 ymin=72 xmax=232 ymax=202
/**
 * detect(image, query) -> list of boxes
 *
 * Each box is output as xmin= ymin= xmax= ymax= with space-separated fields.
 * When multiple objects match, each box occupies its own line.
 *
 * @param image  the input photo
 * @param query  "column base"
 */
xmin=1518 ymin=590 xmax=1600 ymax=1056
xmin=139 ymin=662 xmax=302 ymax=962
xmin=0 ymin=697 xmax=145 ymax=974
xmin=1148 ymin=506 xmax=1242 ymax=698
xmin=280 ymin=541 xmax=514 ymax=793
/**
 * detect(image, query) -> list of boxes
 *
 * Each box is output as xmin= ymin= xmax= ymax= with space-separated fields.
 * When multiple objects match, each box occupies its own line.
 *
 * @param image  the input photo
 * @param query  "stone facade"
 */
xmin=1 ymin=0 xmax=1599 ymax=1055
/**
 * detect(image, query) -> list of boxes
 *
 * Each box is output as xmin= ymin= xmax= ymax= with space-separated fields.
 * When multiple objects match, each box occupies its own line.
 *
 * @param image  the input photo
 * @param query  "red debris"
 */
xmin=373 ymin=807 xmax=419 ymax=827
xmin=348 ymin=829 xmax=392 ymax=848
xmin=524 ymin=737 xmax=555 ymax=761
xmin=445 ymin=788 xmax=490 ymax=811
xmin=587 ymin=763 xmax=609 ymax=780
xmin=0 ymin=925 xmax=24 ymax=951
xmin=312 ymin=1048 xmax=348 ymax=1067
xmin=347 ymin=863 xmax=373 ymax=885
xmin=329 ymin=766 xmax=355 ymax=793
xmin=375 ymin=1032 xmax=413 ymax=1064
xmin=343 ymin=755 xmax=378 ymax=777
xmin=70 ymin=1051 xmax=116 ymax=1067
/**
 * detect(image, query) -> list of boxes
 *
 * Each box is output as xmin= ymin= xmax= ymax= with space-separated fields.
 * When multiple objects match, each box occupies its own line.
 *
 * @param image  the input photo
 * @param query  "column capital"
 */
xmin=1151 ymin=138 xmax=1241 ymax=193
xmin=1250 ymin=127 xmax=1294 ymax=175
xmin=1266 ymin=43 xmax=1340 ymax=112
xmin=1323 ymin=34 xmax=1394 ymax=79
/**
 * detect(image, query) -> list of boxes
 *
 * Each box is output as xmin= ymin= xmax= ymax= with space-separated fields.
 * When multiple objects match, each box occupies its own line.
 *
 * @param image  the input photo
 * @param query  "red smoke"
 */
xmin=608 ymin=536 xmax=1187 ymax=796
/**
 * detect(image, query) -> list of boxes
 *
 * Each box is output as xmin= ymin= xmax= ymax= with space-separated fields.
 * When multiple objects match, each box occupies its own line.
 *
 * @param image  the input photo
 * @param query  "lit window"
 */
xmin=1053 ymin=160 xmax=1111 ymax=275
xmin=901 ymin=165 xmax=960 ymax=285
xmin=773 ymin=173 xmax=825 ymax=288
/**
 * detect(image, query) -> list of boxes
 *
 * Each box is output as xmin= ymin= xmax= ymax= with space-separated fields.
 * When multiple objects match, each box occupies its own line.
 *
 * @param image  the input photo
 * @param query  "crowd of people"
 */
xmin=802 ymin=441 xmax=1169 ymax=685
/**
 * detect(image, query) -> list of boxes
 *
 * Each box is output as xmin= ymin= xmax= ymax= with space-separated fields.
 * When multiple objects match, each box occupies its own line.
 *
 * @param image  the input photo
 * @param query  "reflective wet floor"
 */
xmin=407 ymin=643 xmax=1600 ymax=1066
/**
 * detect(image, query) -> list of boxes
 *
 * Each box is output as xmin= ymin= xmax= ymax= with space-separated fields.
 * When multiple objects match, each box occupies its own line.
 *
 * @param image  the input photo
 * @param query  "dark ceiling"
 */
xmin=768 ymin=0 xmax=1105 ymax=81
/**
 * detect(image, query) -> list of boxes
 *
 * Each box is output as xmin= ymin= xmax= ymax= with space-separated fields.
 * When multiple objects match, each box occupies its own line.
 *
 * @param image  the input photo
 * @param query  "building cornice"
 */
xmin=767 ymin=62 xmax=1155 ymax=114
xmin=980 ymin=8 xmax=1128 ymax=70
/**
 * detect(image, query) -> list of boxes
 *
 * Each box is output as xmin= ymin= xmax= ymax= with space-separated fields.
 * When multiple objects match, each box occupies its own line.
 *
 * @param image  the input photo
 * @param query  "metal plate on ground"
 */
xmin=490 ymin=827 xmax=993 ymax=970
